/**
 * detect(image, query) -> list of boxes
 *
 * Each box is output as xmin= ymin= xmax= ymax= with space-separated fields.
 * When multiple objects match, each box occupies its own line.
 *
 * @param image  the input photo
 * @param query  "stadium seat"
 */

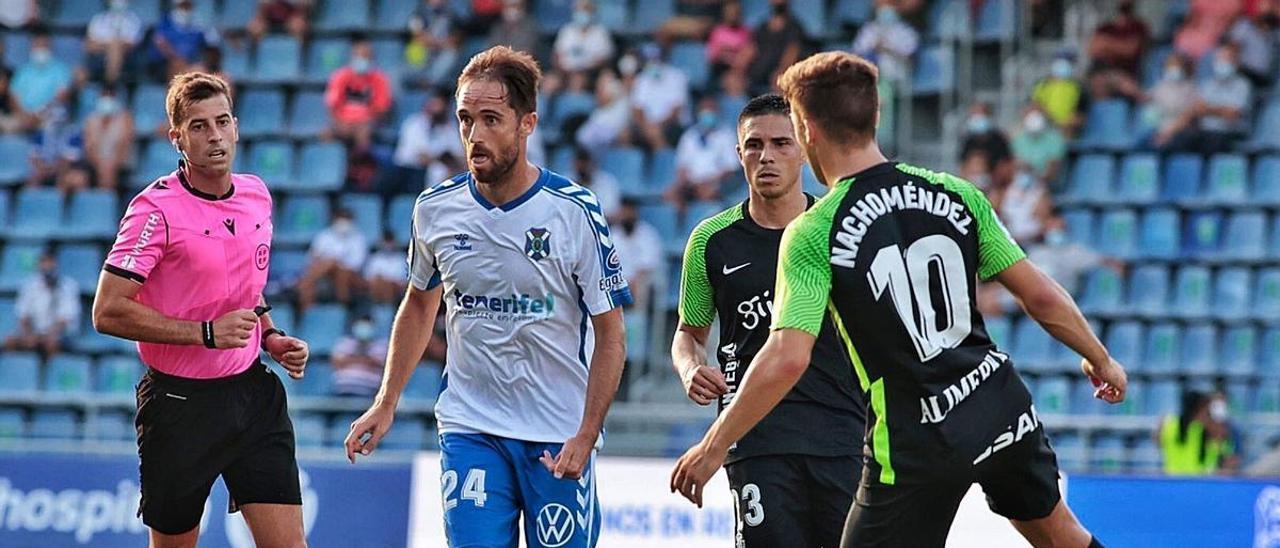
xmin=266 ymin=303 xmax=297 ymax=334
xmin=51 ymin=33 xmax=85 ymax=67
xmin=1255 ymin=380 xmax=1280 ymax=413
xmin=275 ymin=195 xmax=330 ymax=246
xmin=29 ymin=410 xmax=79 ymax=440
xmin=130 ymin=84 xmax=168 ymax=134
xmin=253 ymin=36 xmax=304 ymax=84
xmin=0 ymin=298 xmax=14 ymax=343
xmin=288 ymin=91 xmax=331 ymax=138
xmin=0 ymin=135 xmax=30 ymax=184
xmin=44 ymin=355 xmax=92 ymax=394
xmin=1170 ymin=266 xmax=1211 ymax=319
xmin=405 ymin=364 xmax=444 ymax=405
xmin=7 ymin=188 xmax=63 ymax=240
xmin=293 ymin=413 xmax=327 ymax=447
xmin=1148 ymin=380 xmax=1182 ymax=416
xmin=0 ymin=408 xmax=23 ymax=439
xmin=1161 ymin=153 xmax=1203 ymax=204
xmin=974 ymin=0 xmax=1015 ymax=42
xmin=1220 ymin=326 xmax=1258 ymax=377
xmin=298 ymin=304 xmax=348 ymax=356
xmin=339 ymin=194 xmax=384 ymax=242
xmin=1181 ymin=211 xmax=1221 ymax=259
xmin=222 ymin=41 xmax=252 ymax=80
xmin=52 ymin=0 xmax=97 ymax=29
xmin=1104 ymin=321 xmax=1143 ymax=369
xmin=131 ymin=0 xmax=163 ymax=26
xmin=548 ymin=92 xmax=595 ymax=135
xmin=1061 ymin=208 xmax=1094 ymax=245
xmin=295 ymin=361 xmax=333 ymax=396
xmin=789 ymin=0 xmax=828 ymax=37
xmin=1221 ymin=211 xmax=1267 ymax=260
xmin=61 ymin=189 xmax=119 ymax=239
xmin=375 ymin=0 xmax=418 ymax=31
xmin=249 ymin=139 xmax=297 ymax=188
xmin=0 ymin=242 xmax=43 ymax=292
xmin=221 ymin=0 xmax=257 ymax=28
xmin=638 ymin=205 xmax=679 ymax=254
xmin=1205 ymin=154 xmax=1248 ymax=205
xmin=1036 ymin=376 xmax=1071 ymax=414
xmin=631 ymin=0 xmax=674 ymax=32
xmin=1013 ymin=317 xmax=1055 ymax=372
xmin=1089 ymin=433 xmax=1128 ymax=473
xmin=134 ymin=139 xmax=177 ymax=187
xmin=535 ymin=0 xmax=574 ymax=29
xmin=985 ymin=315 xmax=1011 ymax=349
xmin=1255 ymin=268 xmax=1280 ymax=321
xmin=1112 ymin=379 xmax=1146 ymax=416
xmin=600 ymin=147 xmax=646 ymax=194
xmin=57 ymin=244 xmax=105 ymax=295
xmin=2 ymin=31 xmax=28 ymax=68
xmin=296 ymin=142 xmax=347 ymax=192
xmin=1180 ymin=323 xmax=1218 ymax=375
xmin=912 ymin=45 xmax=954 ymax=95
xmin=1079 ymin=268 xmax=1124 ymax=315
xmin=1116 ymin=153 xmax=1159 ymax=204
xmin=1248 ymin=100 xmax=1280 ymax=151
xmin=237 ymin=89 xmax=288 ymax=137
xmin=1065 ymin=155 xmax=1115 ymax=204
xmin=1095 ymin=209 xmax=1137 ymax=258
xmin=371 ymin=38 xmax=406 ymax=80
xmin=315 ymin=0 xmax=372 ymax=31
xmin=1212 ymin=267 xmax=1253 ymax=321
xmin=1078 ymin=100 xmax=1133 ymax=151
xmin=1131 ymin=436 xmax=1161 ymax=474
xmin=642 ymin=149 xmax=678 ymax=199
xmin=1137 ymin=207 xmax=1180 ymax=260
xmin=1128 ymin=264 xmax=1169 ymax=317
xmin=596 ymin=0 xmax=629 ymax=31
xmin=96 ymin=356 xmax=142 ymax=395
xmin=670 ymin=42 xmax=710 ymax=91
xmin=388 ymin=195 xmax=416 ymax=244
xmin=1254 ymin=155 xmax=1280 ymax=205
xmin=93 ymin=410 xmax=134 ymax=441
xmin=306 ymin=38 xmax=353 ymax=83
xmin=1144 ymin=323 xmax=1180 ymax=373
xmin=381 ymin=417 xmax=427 ymax=450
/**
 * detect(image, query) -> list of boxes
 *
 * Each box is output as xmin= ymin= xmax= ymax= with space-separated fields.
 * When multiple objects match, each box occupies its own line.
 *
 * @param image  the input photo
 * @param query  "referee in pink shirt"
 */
xmin=92 ymin=72 xmax=310 ymax=548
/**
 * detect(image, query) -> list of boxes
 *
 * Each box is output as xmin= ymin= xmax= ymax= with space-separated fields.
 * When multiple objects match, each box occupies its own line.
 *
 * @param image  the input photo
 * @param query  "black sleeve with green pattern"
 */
xmin=772 ymin=208 xmax=834 ymax=337
xmin=678 ymin=208 xmax=742 ymax=327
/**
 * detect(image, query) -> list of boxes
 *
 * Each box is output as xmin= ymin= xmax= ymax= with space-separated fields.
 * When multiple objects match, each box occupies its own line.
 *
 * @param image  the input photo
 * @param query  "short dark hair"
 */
xmin=777 ymin=51 xmax=880 ymax=146
xmin=457 ymin=46 xmax=542 ymax=115
xmin=738 ymin=93 xmax=790 ymax=126
xmin=573 ymin=146 xmax=594 ymax=164
xmin=166 ymin=71 xmax=234 ymax=127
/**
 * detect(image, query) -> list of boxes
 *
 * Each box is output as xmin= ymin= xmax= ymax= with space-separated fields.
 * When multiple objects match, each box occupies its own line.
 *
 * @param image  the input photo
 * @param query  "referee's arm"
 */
xmin=92 ymin=272 xmax=258 ymax=348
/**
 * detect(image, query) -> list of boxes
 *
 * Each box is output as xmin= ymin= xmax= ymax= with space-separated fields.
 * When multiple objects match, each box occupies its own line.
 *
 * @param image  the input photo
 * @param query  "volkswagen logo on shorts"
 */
xmin=536 ymin=503 xmax=575 ymax=547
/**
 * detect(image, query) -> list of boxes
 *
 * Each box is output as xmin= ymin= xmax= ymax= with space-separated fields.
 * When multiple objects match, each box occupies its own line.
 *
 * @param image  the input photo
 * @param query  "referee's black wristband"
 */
xmin=261 ymin=328 xmax=286 ymax=351
xmin=201 ymin=321 xmax=217 ymax=349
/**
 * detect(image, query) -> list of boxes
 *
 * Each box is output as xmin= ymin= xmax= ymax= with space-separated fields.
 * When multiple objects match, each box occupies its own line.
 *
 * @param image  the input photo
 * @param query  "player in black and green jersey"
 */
xmin=672 ymin=94 xmax=865 ymax=547
xmin=671 ymin=52 xmax=1128 ymax=548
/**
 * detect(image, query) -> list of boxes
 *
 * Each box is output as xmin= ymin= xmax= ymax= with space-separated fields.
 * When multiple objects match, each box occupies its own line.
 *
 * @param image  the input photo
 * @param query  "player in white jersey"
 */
xmin=344 ymin=46 xmax=630 ymax=548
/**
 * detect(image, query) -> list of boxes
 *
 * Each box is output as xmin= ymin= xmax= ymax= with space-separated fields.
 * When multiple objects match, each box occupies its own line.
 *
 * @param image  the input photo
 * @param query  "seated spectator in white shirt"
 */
xmin=630 ymin=43 xmax=690 ymax=150
xmin=570 ymin=147 xmax=621 ymax=218
xmin=330 ymin=315 xmax=388 ymax=398
xmin=86 ymin=0 xmax=144 ymax=84
xmin=575 ymin=69 xmax=632 ymax=150
xmin=852 ymin=0 xmax=920 ymax=83
xmin=364 ymin=231 xmax=408 ymax=304
xmin=609 ymin=198 xmax=664 ymax=313
xmin=1166 ymin=44 xmax=1252 ymax=154
xmin=554 ymin=0 xmax=615 ymax=87
xmin=296 ymin=208 xmax=368 ymax=312
xmin=664 ymin=96 xmax=739 ymax=209
xmin=381 ymin=89 xmax=464 ymax=196
xmin=4 ymin=250 xmax=80 ymax=357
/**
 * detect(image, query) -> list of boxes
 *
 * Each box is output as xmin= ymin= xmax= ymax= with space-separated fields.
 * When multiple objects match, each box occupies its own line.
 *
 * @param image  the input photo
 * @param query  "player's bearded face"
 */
xmin=457 ymin=79 xmax=526 ymax=184
xmin=738 ymin=114 xmax=803 ymax=199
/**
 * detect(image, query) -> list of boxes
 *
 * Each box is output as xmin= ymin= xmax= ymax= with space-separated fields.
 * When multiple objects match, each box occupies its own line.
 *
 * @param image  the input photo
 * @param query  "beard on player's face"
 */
xmin=468 ymin=136 xmax=519 ymax=184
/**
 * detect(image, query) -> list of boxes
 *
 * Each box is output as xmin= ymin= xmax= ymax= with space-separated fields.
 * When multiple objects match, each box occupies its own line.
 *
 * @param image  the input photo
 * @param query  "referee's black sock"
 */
xmin=1088 ymin=536 xmax=1104 ymax=548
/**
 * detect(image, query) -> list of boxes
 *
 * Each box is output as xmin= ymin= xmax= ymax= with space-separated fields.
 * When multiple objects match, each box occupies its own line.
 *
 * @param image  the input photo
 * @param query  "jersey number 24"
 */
xmin=867 ymin=235 xmax=972 ymax=362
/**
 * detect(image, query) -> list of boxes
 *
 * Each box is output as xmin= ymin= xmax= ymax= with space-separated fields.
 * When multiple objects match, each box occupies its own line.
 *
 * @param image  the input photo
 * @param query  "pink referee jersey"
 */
xmin=104 ymin=162 xmax=274 ymax=379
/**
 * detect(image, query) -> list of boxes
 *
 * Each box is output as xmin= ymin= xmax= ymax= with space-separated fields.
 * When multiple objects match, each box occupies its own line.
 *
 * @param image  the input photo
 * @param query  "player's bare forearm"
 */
xmin=996 ymin=260 xmax=1109 ymax=366
xmin=578 ymin=307 xmax=626 ymax=440
xmin=373 ymin=284 xmax=442 ymax=410
xmin=671 ymin=324 xmax=711 ymax=378
xmin=703 ymin=329 xmax=814 ymax=453
xmin=92 ymin=271 xmax=202 ymax=345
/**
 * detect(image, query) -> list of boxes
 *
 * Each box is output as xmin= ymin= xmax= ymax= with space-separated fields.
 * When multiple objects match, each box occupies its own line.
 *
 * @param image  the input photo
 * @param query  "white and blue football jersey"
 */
xmin=409 ymin=168 xmax=633 ymax=444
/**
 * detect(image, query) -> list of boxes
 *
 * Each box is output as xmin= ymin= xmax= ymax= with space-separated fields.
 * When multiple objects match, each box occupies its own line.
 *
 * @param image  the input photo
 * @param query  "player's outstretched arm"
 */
xmin=671 ymin=324 xmax=728 ymax=406
xmin=92 ymin=271 xmax=258 ymax=348
xmin=541 ymin=307 xmax=626 ymax=480
xmin=345 ymin=283 xmax=443 ymax=463
xmin=670 ymin=328 xmax=815 ymax=507
xmin=995 ymin=259 xmax=1127 ymax=403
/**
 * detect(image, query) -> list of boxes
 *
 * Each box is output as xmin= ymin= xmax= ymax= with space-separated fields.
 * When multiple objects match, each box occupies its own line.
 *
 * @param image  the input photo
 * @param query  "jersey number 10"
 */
xmin=868 ymin=235 xmax=972 ymax=362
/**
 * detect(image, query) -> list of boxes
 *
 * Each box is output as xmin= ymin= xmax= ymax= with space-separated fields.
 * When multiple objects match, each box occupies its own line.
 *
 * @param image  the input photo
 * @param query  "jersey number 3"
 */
xmin=868 ymin=235 xmax=972 ymax=362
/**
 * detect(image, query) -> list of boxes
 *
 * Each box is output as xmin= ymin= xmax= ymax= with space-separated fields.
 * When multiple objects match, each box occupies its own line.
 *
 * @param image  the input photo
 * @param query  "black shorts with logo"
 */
xmin=841 ymin=426 xmax=1062 ymax=548
xmin=135 ymin=361 xmax=301 ymax=534
xmin=725 ymin=454 xmax=861 ymax=548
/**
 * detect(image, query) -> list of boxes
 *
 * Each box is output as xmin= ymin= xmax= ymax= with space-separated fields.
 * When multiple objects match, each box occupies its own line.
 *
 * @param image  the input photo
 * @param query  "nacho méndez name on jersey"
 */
xmin=679 ymin=198 xmax=865 ymax=464
xmin=773 ymin=162 xmax=1035 ymax=485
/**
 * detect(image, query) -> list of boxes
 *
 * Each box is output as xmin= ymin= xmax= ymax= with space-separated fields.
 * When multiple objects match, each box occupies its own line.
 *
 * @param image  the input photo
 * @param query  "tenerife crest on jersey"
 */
xmin=525 ymin=227 xmax=552 ymax=260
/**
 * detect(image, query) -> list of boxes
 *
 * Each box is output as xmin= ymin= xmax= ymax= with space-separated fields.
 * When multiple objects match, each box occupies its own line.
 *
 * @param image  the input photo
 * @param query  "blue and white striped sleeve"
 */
xmin=571 ymin=191 xmax=632 ymax=315
xmin=407 ymin=205 xmax=441 ymax=291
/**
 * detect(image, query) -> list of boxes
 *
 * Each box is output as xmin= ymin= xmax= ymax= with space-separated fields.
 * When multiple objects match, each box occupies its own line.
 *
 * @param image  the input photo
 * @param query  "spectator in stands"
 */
xmin=145 ymin=0 xmax=217 ymax=81
xmin=248 ymin=0 xmax=311 ymax=42
xmin=296 ymin=208 xmax=368 ymax=313
xmin=408 ymin=27 xmax=462 ymax=88
xmin=631 ymin=43 xmax=690 ymax=150
xmin=609 ymin=198 xmax=663 ymax=312
xmin=0 ymin=0 xmax=38 ymax=29
xmin=1086 ymin=0 xmax=1148 ymax=101
xmin=657 ymin=0 xmax=721 ymax=41
xmin=852 ymin=0 xmax=920 ymax=84
xmin=989 ymin=162 xmax=1053 ymax=245
xmin=571 ymin=147 xmax=621 ymax=218
xmin=27 ymin=106 xmax=88 ymax=193
xmin=1175 ymin=0 xmax=1243 ymax=61
xmin=745 ymin=0 xmax=804 ymax=93
xmin=488 ymin=0 xmax=540 ymax=57
xmin=705 ymin=2 xmax=752 ymax=85
xmin=959 ymin=101 xmax=1010 ymax=173
xmin=385 ymin=88 xmax=463 ymax=195
xmin=81 ymin=87 xmax=134 ymax=190
xmin=1031 ymin=50 xmax=1085 ymax=135
xmin=1140 ymin=53 xmax=1199 ymax=149
xmin=325 ymin=35 xmax=393 ymax=156
xmin=406 ymin=0 xmax=462 ymax=77
xmin=0 ymin=67 xmax=24 ymax=134
xmin=576 ymin=68 xmax=632 ymax=150
xmin=1226 ymin=4 xmax=1278 ymax=87
xmin=978 ymin=216 xmax=1121 ymax=316
xmin=198 ymin=44 xmax=234 ymax=92
xmin=4 ymin=250 xmax=79 ymax=357
xmin=1010 ymin=104 xmax=1066 ymax=184
xmin=330 ymin=315 xmax=387 ymax=398
xmin=553 ymin=0 xmax=615 ymax=88
xmin=1174 ymin=43 xmax=1252 ymax=154
xmin=664 ymin=96 xmax=738 ymax=209
xmin=364 ymin=231 xmax=408 ymax=304
xmin=85 ymin=0 xmax=144 ymax=85
xmin=12 ymin=28 xmax=73 ymax=122
xmin=1160 ymin=390 xmax=1240 ymax=475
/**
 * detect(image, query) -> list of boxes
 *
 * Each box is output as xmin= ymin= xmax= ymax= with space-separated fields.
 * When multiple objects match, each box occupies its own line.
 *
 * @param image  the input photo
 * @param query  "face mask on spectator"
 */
xmin=1024 ymin=111 xmax=1046 ymax=133
xmin=352 ymin=321 xmax=374 ymax=341
xmin=352 ymin=56 xmax=372 ymax=74
xmin=333 ymin=218 xmax=355 ymax=235
xmin=503 ymin=7 xmax=521 ymax=21
xmin=172 ymin=8 xmax=192 ymax=25
xmin=1051 ymin=58 xmax=1073 ymax=79
xmin=30 ymin=48 xmax=52 ymax=65
xmin=1044 ymin=229 xmax=1067 ymax=246
xmin=1209 ymin=399 xmax=1229 ymax=421
xmin=698 ymin=110 xmax=718 ymax=130
xmin=110 ymin=0 xmax=129 ymax=11
xmin=1213 ymin=58 xmax=1236 ymax=79
xmin=1163 ymin=65 xmax=1184 ymax=81
xmin=966 ymin=115 xmax=990 ymax=134
xmin=876 ymin=6 xmax=899 ymax=25
xmin=97 ymin=96 xmax=120 ymax=115
xmin=572 ymin=10 xmax=591 ymax=26
xmin=618 ymin=54 xmax=639 ymax=76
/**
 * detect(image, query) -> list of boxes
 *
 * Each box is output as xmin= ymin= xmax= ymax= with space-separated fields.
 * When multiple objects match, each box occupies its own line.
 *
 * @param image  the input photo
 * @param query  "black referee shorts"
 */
xmin=135 ymin=361 xmax=301 ymax=535
xmin=725 ymin=454 xmax=861 ymax=548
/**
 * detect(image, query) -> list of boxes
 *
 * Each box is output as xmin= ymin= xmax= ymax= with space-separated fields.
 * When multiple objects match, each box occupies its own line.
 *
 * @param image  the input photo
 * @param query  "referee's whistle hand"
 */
xmin=212 ymin=309 xmax=260 ymax=349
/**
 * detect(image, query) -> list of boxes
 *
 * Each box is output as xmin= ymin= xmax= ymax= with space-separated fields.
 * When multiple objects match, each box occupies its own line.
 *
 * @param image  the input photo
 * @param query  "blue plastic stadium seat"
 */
xmin=388 ymin=195 xmax=416 ymax=244
xmin=1255 ymin=380 xmax=1280 ymax=413
xmin=1128 ymin=264 xmax=1169 ymax=317
xmin=376 ymin=0 xmax=418 ymax=31
xmin=1212 ymin=267 xmax=1252 ymax=321
xmin=249 ymin=139 xmax=297 ymax=188
xmin=293 ymin=413 xmax=327 ymax=447
xmin=1112 ymin=379 xmax=1146 ymax=416
xmin=985 ymin=315 xmax=1011 ymax=348
xmin=1144 ymin=323 xmax=1180 ymax=374
xmin=294 ymin=361 xmax=333 ymax=396
xmin=1205 ymin=154 xmax=1248 ymax=205
xmin=275 ymin=195 xmax=330 ymax=246
xmin=974 ymin=0 xmax=1015 ymax=42
xmin=912 ymin=45 xmax=954 ymax=95
xmin=1089 ymin=433 xmax=1128 ymax=472
xmin=0 ymin=408 xmax=23 ymax=438
xmin=1148 ymin=380 xmax=1181 ymax=416
xmin=221 ymin=0 xmax=257 ymax=28
xmin=1013 ymin=317 xmax=1054 ymax=371
xmin=57 ymin=244 xmax=105 ymax=295
xmin=253 ymin=35 xmax=303 ymax=83
xmin=790 ymin=0 xmax=828 ymax=37
xmin=299 ymin=304 xmax=348 ymax=356
xmin=1220 ymin=326 xmax=1258 ymax=376
xmin=96 ymin=355 xmax=142 ymax=395
xmin=266 ymin=303 xmax=296 ymax=334
xmin=7 ymin=188 xmax=63 ymax=240
xmin=2 ymin=32 xmax=29 ymax=68
xmin=638 ymin=205 xmax=679 ymax=249
xmin=535 ymin=0 xmax=573 ymax=29
xmin=1117 ymin=153 xmax=1159 ymax=204
xmin=549 ymin=92 xmax=595 ymax=134
xmin=1256 ymin=268 xmax=1280 ymax=321
xmin=0 ymin=135 xmax=30 ymax=184
xmin=1079 ymin=268 xmax=1124 ymax=315
xmin=53 ymin=0 xmax=97 ymax=28
xmin=61 ymin=189 xmax=119 ymax=239
xmin=288 ymin=91 xmax=331 ymax=138
xmin=29 ymin=409 xmax=79 ymax=440
xmin=405 ymin=363 xmax=444 ymax=404
xmin=306 ymin=38 xmax=352 ymax=83
xmin=1261 ymin=329 xmax=1280 ymax=376
xmin=315 ymin=0 xmax=371 ymax=31
xmin=134 ymin=139 xmax=176 ymax=187
xmin=836 ymin=0 xmax=875 ymax=28
xmin=92 ymin=410 xmax=134 ymax=441
xmin=371 ymin=38 xmax=406 ymax=79
xmin=51 ymin=34 xmax=85 ymax=66
xmin=130 ymin=84 xmax=168 ymax=134
xmin=670 ymin=42 xmax=710 ymax=91
xmin=0 ymin=243 xmax=43 ymax=292
xmin=44 ymin=355 xmax=92 ymax=394
xmin=1248 ymin=100 xmax=1280 ymax=151
xmin=296 ymin=142 xmax=347 ymax=192
xmin=1066 ymin=155 xmax=1115 ymax=204
xmin=644 ymin=149 xmax=678 ymax=198
xmin=1184 ymin=211 xmax=1223 ymax=260
xmin=1095 ymin=209 xmax=1137 ymax=258
xmin=1035 ymin=376 xmax=1070 ymax=414
xmin=1170 ymin=266 xmax=1211 ymax=319
xmin=1222 ymin=211 xmax=1267 ymax=260
xmin=1181 ymin=323 xmax=1219 ymax=375
xmin=0 ymin=298 xmax=15 ymax=342
xmin=222 ymin=41 xmax=251 ymax=80
xmin=381 ymin=417 xmax=427 ymax=450
xmin=1136 ymin=207 xmax=1179 ymax=260
xmin=1104 ymin=321 xmax=1143 ymax=369
xmin=1061 ymin=208 xmax=1094 ymax=245
xmin=600 ymin=147 xmax=646 ymax=194
xmin=596 ymin=0 xmax=629 ymax=31
xmin=631 ymin=0 xmax=674 ymax=32
xmin=1161 ymin=153 xmax=1204 ymax=204
xmin=237 ymin=89 xmax=287 ymax=137
xmin=1254 ymin=155 xmax=1280 ymax=205
xmin=1078 ymin=100 xmax=1132 ymax=150
xmin=339 ymin=194 xmax=384 ymax=242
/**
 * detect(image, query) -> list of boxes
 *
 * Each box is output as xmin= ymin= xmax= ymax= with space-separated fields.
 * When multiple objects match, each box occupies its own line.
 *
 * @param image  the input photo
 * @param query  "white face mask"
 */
xmin=172 ymin=8 xmax=192 ymax=26
xmin=1164 ymin=65 xmax=1184 ymax=81
xmin=30 ymin=48 xmax=52 ymax=65
xmin=1044 ymin=229 xmax=1066 ymax=246
xmin=1051 ymin=58 xmax=1073 ymax=79
xmin=352 ymin=321 xmax=374 ymax=340
xmin=333 ymin=218 xmax=355 ymax=234
xmin=1024 ymin=111 xmax=1047 ymax=133
xmin=1213 ymin=59 xmax=1236 ymax=79
xmin=1209 ymin=400 xmax=1229 ymax=421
